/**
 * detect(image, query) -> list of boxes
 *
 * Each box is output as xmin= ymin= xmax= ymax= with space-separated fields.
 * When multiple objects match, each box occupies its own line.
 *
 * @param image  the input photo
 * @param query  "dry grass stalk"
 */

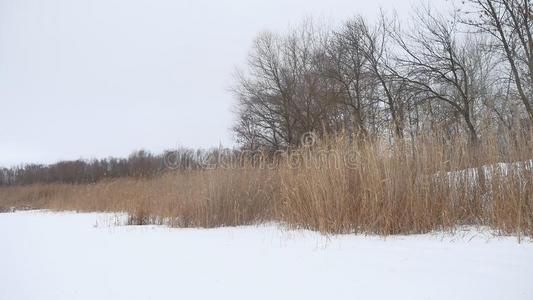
xmin=0 ymin=131 xmax=531 ymax=237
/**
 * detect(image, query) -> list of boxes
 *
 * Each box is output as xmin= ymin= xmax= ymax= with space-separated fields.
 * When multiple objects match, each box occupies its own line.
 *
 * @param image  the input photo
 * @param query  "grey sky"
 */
xmin=0 ymin=0 xmax=425 ymax=166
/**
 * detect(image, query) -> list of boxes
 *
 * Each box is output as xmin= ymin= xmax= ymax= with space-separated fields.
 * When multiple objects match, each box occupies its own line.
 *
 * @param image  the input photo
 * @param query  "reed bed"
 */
xmin=1 ymin=132 xmax=531 ymax=237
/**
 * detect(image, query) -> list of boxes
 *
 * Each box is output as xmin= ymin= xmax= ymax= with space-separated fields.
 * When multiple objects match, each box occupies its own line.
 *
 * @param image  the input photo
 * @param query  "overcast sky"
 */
xmin=0 ymin=0 xmax=430 ymax=166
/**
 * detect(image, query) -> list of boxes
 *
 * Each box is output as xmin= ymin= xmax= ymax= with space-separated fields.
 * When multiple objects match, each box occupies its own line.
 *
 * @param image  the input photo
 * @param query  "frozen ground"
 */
xmin=1 ymin=211 xmax=532 ymax=300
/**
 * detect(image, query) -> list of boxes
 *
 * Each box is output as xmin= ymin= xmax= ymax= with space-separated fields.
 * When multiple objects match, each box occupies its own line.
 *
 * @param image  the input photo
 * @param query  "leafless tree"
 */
xmin=322 ymin=17 xmax=377 ymax=139
xmin=359 ymin=13 xmax=409 ymax=138
xmin=233 ymin=21 xmax=337 ymax=149
xmin=392 ymin=8 xmax=492 ymax=143
xmin=463 ymin=0 xmax=533 ymax=123
xmin=232 ymin=5 xmax=532 ymax=149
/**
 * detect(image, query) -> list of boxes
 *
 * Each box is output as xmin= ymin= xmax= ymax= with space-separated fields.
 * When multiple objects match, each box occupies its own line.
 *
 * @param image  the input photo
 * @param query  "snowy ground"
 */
xmin=1 ymin=211 xmax=532 ymax=300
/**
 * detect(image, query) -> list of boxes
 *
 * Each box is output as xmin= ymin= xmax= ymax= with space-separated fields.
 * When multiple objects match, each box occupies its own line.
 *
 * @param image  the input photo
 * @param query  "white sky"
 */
xmin=0 ymin=0 xmax=434 ymax=166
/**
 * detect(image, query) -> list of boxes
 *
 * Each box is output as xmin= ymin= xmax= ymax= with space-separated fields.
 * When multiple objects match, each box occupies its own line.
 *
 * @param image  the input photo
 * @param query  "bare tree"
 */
xmin=322 ymin=17 xmax=376 ymax=138
xmin=464 ymin=0 xmax=533 ymax=123
xmin=393 ymin=8 xmax=491 ymax=143
xmin=232 ymin=5 xmax=531 ymax=149
xmin=233 ymin=21 xmax=337 ymax=149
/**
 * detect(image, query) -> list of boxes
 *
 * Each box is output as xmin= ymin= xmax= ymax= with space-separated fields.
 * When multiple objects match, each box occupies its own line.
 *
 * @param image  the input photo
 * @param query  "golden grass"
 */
xmin=1 ymin=132 xmax=531 ymax=237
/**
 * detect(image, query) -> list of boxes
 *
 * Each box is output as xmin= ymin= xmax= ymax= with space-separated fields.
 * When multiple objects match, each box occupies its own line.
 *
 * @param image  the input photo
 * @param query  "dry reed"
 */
xmin=0 ymin=131 xmax=531 ymax=237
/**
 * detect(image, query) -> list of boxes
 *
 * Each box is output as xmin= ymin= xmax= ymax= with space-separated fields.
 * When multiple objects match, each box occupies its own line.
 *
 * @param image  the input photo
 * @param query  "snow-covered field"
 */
xmin=1 ymin=211 xmax=532 ymax=300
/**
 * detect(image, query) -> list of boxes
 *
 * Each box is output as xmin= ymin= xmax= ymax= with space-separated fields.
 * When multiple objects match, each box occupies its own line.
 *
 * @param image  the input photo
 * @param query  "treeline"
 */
xmin=0 ymin=149 xmax=206 ymax=186
xmin=3 ymin=0 xmax=532 ymax=186
xmin=0 ymin=146 xmax=278 ymax=186
xmin=233 ymin=1 xmax=533 ymax=149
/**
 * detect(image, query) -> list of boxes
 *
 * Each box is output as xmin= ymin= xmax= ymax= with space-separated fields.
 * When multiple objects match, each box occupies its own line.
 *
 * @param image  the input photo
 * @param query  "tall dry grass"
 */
xmin=278 ymin=133 xmax=532 ymax=236
xmin=0 ymin=131 xmax=531 ymax=237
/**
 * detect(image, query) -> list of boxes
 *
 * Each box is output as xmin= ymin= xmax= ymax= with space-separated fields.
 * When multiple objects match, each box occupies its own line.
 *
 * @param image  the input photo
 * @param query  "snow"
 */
xmin=1 ymin=211 xmax=532 ymax=300
xmin=444 ymin=159 xmax=533 ymax=183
